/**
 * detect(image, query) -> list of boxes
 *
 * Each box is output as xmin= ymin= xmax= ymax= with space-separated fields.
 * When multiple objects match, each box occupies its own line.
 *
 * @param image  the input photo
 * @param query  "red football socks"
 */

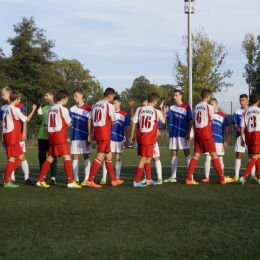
xmin=242 ymin=158 xmax=257 ymax=180
xmin=105 ymin=160 xmax=116 ymax=181
xmin=212 ymin=158 xmax=224 ymax=181
xmin=88 ymin=158 xmax=102 ymax=182
xmin=64 ymin=160 xmax=73 ymax=183
xmin=38 ymin=160 xmax=52 ymax=182
xmin=256 ymin=158 xmax=260 ymax=180
xmin=134 ymin=167 xmax=144 ymax=183
xmin=186 ymin=157 xmax=198 ymax=180
xmin=4 ymin=157 xmax=22 ymax=183
xmin=144 ymin=163 xmax=151 ymax=180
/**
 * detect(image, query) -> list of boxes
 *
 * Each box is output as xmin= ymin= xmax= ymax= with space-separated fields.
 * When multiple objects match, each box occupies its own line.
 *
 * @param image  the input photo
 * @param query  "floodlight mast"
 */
xmin=184 ymin=0 xmax=195 ymax=108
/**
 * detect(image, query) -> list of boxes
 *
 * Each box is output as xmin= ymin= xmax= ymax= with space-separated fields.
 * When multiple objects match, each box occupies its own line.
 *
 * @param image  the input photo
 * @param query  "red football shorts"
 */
xmin=48 ymin=142 xmax=70 ymax=157
xmin=6 ymin=142 xmax=23 ymax=157
xmin=194 ymin=137 xmax=216 ymax=153
xmin=97 ymin=140 xmax=111 ymax=153
xmin=247 ymin=145 xmax=260 ymax=154
xmin=138 ymin=144 xmax=154 ymax=157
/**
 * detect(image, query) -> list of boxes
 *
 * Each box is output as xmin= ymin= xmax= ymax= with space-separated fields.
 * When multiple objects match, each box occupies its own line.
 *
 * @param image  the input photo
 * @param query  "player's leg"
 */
xmin=81 ymin=153 xmax=91 ymax=185
xmin=186 ymin=152 xmax=200 ymax=184
xmin=100 ymin=140 xmax=114 ymax=184
xmin=165 ymin=137 xmax=178 ymax=182
xmin=71 ymin=140 xmax=80 ymax=182
xmin=37 ymin=155 xmax=54 ymax=187
xmin=115 ymin=153 xmax=122 ymax=180
xmin=248 ymin=154 xmax=258 ymax=181
xmin=134 ymin=156 xmax=149 ymax=187
xmin=152 ymin=142 xmax=162 ymax=184
xmin=234 ymin=136 xmax=245 ymax=181
xmin=202 ymin=153 xmax=211 ymax=182
xmin=50 ymin=156 xmax=57 ymax=185
xmin=255 ymin=156 xmax=260 ymax=183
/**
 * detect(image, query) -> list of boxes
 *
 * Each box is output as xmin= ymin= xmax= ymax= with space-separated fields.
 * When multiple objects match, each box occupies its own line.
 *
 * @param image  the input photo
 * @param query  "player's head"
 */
xmin=56 ymin=90 xmax=69 ymax=105
xmin=141 ymin=98 xmax=148 ymax=106
xmin=112 ymin=96 xmax=121 ymax=111
xmin=9 ymin=90 xmax=21 ymax=104
xmin=210 ymin=98 xmax=218 ymax=110
xmin=239 ymin=94 xmax=249 ymax=108
xmin=1 ymin=87 xmax=12 ymax=102
xmin=173 ymin=89 xmax=183 ymax=104
xmin=73 ymin=88 xmax=84 ymax=103
xmin=104 ymin=87 xmax=116 ymax=102
xmin=147 ymin=93 xmax=159 ymax=106
xmin=249 ymin=93 xmax=259 ymax=105
xmin=44 ymin=90 xmax=55 ymax=103
xmin=201 ymin=89 xmax=212 ymax=101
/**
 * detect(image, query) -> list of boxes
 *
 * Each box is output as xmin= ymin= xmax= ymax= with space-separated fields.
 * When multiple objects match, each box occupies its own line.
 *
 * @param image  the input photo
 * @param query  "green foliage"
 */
xmin=173 ymin=27 xmax=233 ymax=101
xmin=241 ymin=33 xmax=260 ymax=95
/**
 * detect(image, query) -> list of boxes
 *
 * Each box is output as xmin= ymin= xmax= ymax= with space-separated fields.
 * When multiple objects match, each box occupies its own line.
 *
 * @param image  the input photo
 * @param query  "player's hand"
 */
xmin=223 ymin=141 xmax=228 ymax=147
xmin=22 ymin=133 xmax=26 ymax=141
xmin=129 ymin=100 xmax=135 ymax=108
xmin=241 ymin=138 xmax=245 ymax=147
xmin=236 ymin=127 xmax=241 ymax=133
xmin=184 ymin=133 xmax=190 ymax=140
xmin=164 ymin=106 xmax=169 ymax=113
xmin=32 ymin=104 xmax=37 ymax=111
xmin=37 ymin=106 xmax=43 ymax=116
xmin=87 ymin=135 xmax=92 ymax=146
xmin=159 ymin=100 xmax=164 ymax=109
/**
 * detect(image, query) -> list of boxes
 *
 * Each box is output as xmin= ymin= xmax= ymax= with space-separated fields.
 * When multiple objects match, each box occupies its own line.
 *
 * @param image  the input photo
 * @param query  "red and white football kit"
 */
xmin=89 ymin=100 xmax=116 ymax=153
xmin=132 ymin=106 xmax=165 ymax=157
xmin=193 ymin=102 xmax=215 ymax=153
xmin=2 ymin=105 xmax=27 ymax=157
xmin=187 ymin=101 xmax=224 ymax=183
xmin=47 ymin=104 xmax=71 ymax=156
xmin=240 ymin=106 xmax=260 ymax=154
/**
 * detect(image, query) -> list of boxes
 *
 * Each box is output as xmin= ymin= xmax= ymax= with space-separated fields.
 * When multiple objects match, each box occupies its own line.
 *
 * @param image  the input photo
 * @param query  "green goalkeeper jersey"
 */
xmin=36 ymin=105 xmax=52 ymax=140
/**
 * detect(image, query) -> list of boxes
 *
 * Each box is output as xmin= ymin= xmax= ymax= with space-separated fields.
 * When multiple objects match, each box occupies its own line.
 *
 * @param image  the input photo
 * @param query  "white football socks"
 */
xmin=171 ymin=156 xmax=178 ymax=178
xmin=155 ymin=160 xmax=162 ymax=180
xmin=115 ymin=161 xmax=122 ymax=179
xmin=234 ymin=158 xmax=241 ymax=177
xmin=84 ymin=159 xmax=91 ymax=180
xmin=21 ymin=160 xmax=29 ymax=180
xmin=102 ymin=161 xmax=107 ymax=180
xmin=72 ymin=160 xmax=79 ymax=181
xmin=204 ymin=155 xmax=211 ymax=179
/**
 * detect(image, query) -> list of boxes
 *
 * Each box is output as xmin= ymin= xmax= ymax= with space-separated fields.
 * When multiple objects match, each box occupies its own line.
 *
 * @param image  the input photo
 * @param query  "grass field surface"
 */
xmin=0 ymin=147 xmax=260 ymax=260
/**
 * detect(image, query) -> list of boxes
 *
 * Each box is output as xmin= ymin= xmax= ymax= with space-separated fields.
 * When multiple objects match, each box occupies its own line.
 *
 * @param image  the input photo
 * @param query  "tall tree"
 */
xmin=6 ymin=17 xmax=63 ymax=99
xmin=241 ymin=33 xmax=260 ymax=95
xmin=52 ymin=58 xmax=103 ymax=106
xmin=173 ymin=27 xmax=233 ymax=102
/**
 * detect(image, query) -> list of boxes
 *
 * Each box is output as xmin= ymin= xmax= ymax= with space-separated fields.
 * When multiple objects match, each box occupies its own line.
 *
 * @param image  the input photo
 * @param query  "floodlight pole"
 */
xmin=184 ymin=0 xmax=195 ymax=108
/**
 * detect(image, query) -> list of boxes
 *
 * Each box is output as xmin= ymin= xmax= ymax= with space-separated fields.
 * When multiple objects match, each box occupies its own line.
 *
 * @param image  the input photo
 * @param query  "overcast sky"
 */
xmin=0 ymin=0 xmax=259 ymax=105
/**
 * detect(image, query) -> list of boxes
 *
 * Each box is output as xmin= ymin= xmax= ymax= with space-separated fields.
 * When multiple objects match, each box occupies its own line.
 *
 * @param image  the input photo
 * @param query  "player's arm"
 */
xmin=185 ymin=118 xmax=193 ymax=140
xmin=129 ymin=100 xmax=135 ymax=121
xmin=223 ymin=125 xmax=229 ymax=147
xmin=130 ymin=122 xmax=136 ymax=144
xmin=25 ymin=104 xmax=37 ymax=123
xmin=36 ymin=106 xmax=43 ymax=125
xmin=240 ymin=127 xmax=245 ymax=147
xmin=233 ymin=123 xmax=240 ymax=133
xmin=87 ymin=119 xmax=93 ymax=144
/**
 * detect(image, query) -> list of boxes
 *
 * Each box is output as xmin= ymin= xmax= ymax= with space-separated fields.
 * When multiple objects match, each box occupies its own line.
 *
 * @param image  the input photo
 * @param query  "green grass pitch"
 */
xmin=0 ymin=147 xmax=260 ymax=260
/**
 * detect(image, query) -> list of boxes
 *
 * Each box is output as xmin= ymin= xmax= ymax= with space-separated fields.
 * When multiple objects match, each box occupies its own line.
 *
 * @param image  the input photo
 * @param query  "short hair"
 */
xmin=147 ymin=93 xmax=159 ymax=103
xmin=113 ymin=96 xmax=121 ymax=102
xmin=210 ymin=98 xmax=218 ymax=103
xmin=73 ymin=88 xmax=84 ymax=96
xmin=55 ymin=90 xmax=69 ymax=102
xmin=174 ymin=89 xmax=183 ymax=96
xmin=1 ymin=86 xmax=12 ymax=93
xmin=44 ymin=90 xmax=55 ymax=96
xmin=9 ymin=90 xmax=21 ymax=102
xmin=249 ymin=93 xmax=259 ymax=104
xmin=201 ymin=89 xmax=212 ymax=99
xmin=141 ymin=98 xmax=148 ymax=103
xmin=240 ymin=94 xmax=248 ymax=99
xmin=104 ymin=87 xmax=115 ymax=97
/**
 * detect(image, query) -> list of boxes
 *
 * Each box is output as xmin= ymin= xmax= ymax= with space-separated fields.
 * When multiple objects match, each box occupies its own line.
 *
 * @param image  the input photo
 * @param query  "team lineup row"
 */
xmin=1 ymin=87 xmax=259 ymax=188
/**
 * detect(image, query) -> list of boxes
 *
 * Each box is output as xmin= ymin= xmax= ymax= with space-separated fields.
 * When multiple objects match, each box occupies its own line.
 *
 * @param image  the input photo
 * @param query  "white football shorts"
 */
xmin=153 ymin=142 xmax=160 ymax=158
xmin=234 ymin=135 xmax=247 ymax=153
xmin=169 ymin=137 xmax=190 ymax=150
xmin=110 ymin=140 xmax=124 ymax=153
xmin=70 ymin=140 xmax=92 ymax=154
